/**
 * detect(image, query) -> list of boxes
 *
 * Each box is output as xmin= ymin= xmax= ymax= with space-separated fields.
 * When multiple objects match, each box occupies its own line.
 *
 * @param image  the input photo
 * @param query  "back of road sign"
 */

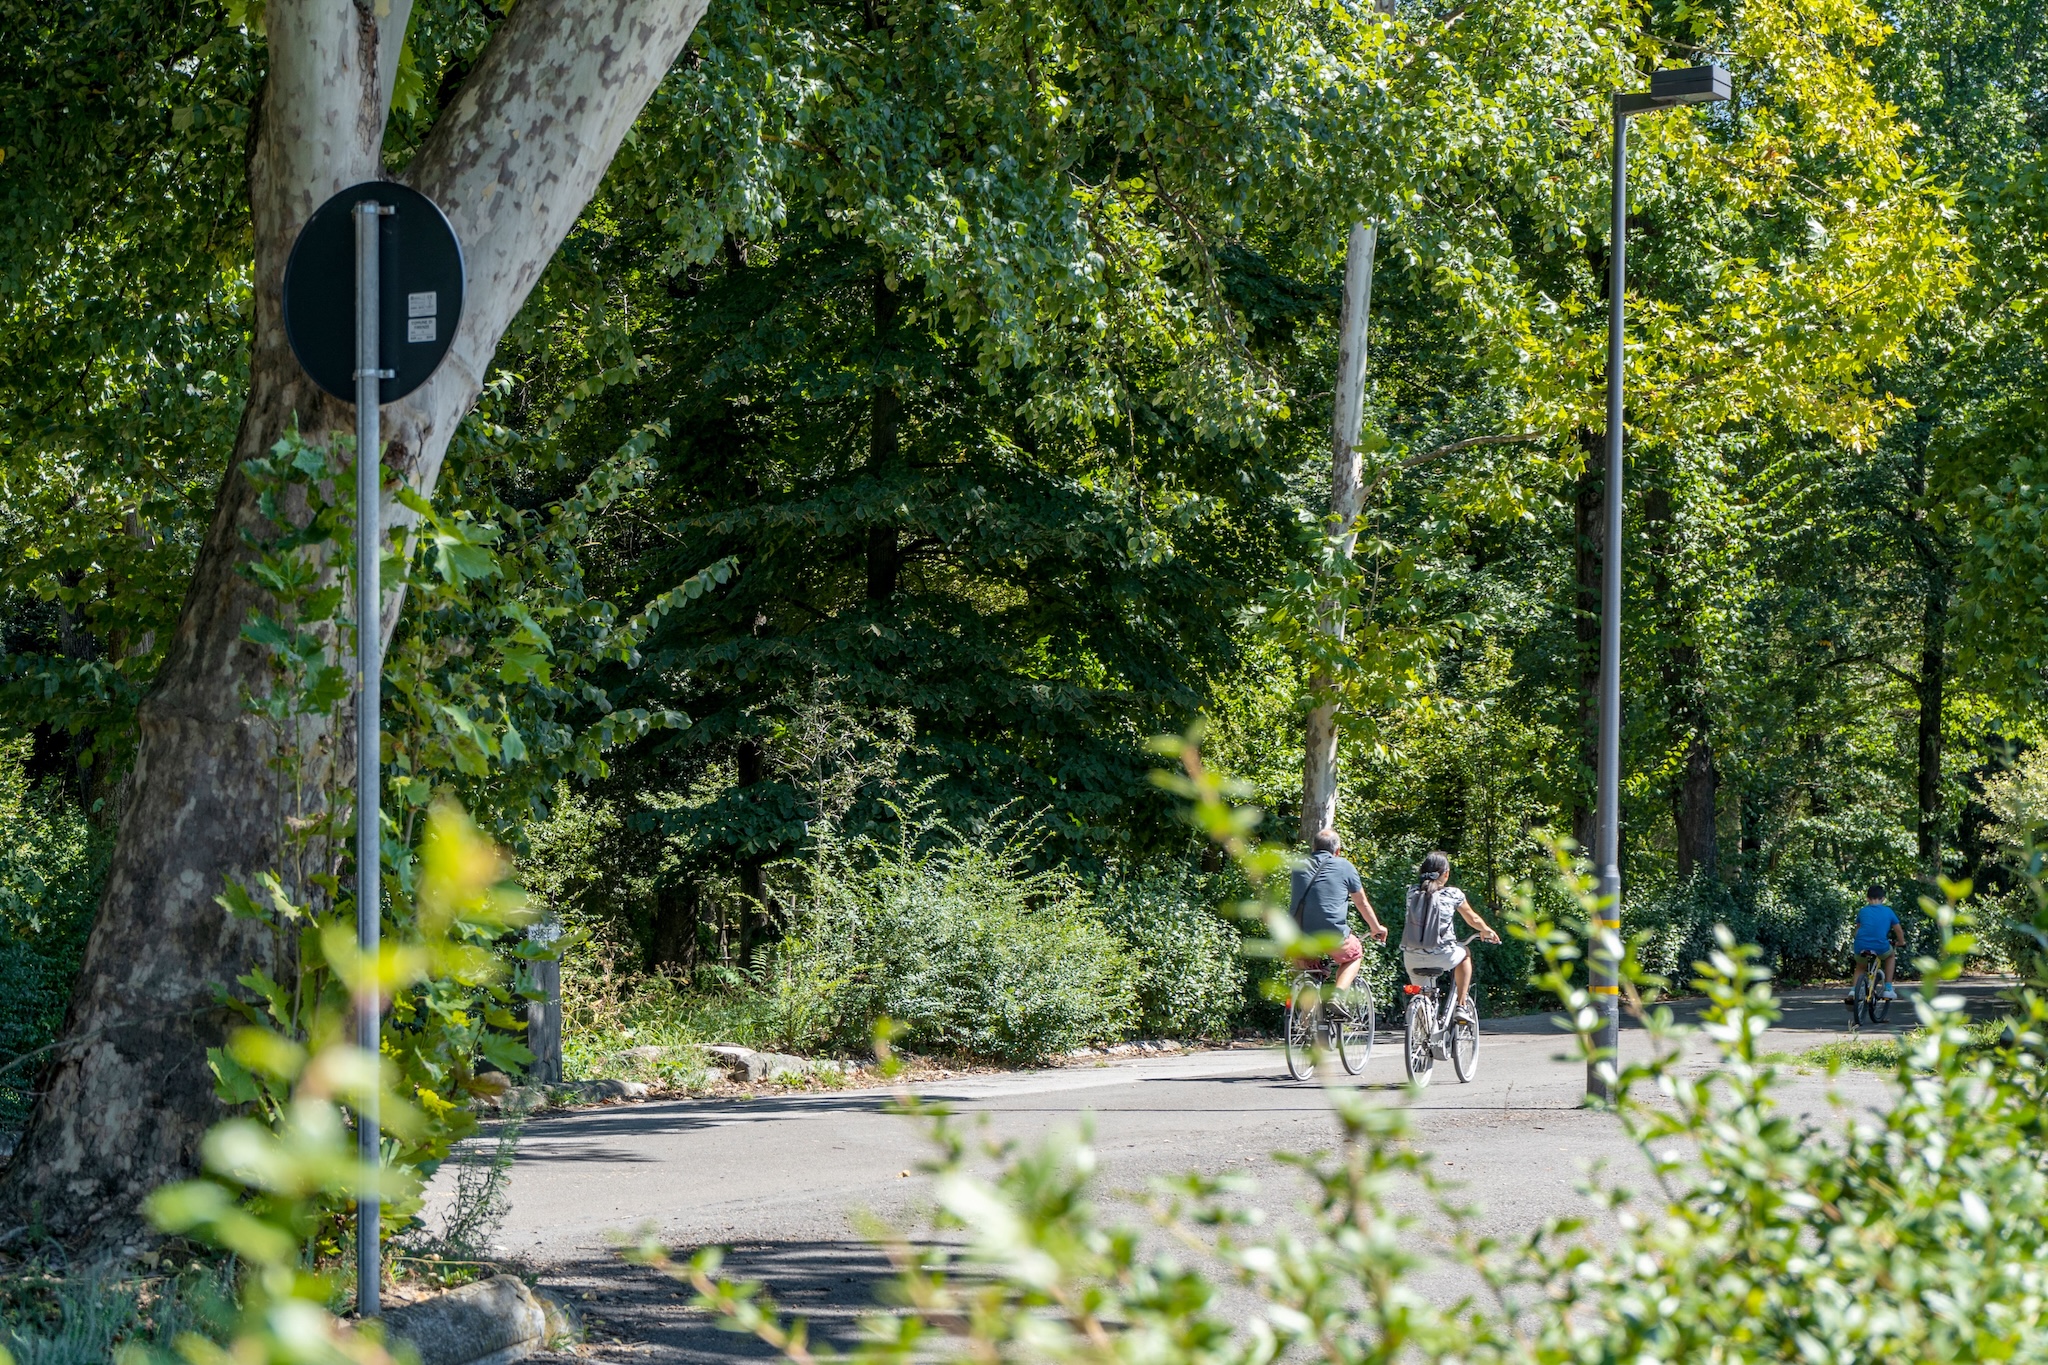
xmin=282 ymin=181 xmax=465 ymax=404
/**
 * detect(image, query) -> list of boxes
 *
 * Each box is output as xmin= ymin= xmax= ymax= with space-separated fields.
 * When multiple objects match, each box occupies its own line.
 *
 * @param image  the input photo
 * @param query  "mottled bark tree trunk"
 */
xmin=1 ymin=0 xmax=708 ymax=1246
xmin=1300 ymin=222 xmax=1378 ymax=844
xmin=1902 ymin=447 xmax=1951 ymax=882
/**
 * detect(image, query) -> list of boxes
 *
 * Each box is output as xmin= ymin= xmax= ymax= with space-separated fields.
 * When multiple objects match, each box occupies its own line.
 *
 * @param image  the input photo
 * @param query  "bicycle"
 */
xmin=1283 ymin=964 xmax=1377 ymax=1080
xmin=1844 ymin=951 xmax=1894 ymax=1029
xmin=1401 ymin=933 xmax=1482 ymax=1088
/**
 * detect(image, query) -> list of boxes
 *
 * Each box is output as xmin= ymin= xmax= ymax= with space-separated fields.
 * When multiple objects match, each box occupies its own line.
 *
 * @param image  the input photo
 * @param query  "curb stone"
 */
xmin=705 ymin=1044 xmax=848 ymax=1083
xmin=382 ymin=1274 xmax=581 ymax=1365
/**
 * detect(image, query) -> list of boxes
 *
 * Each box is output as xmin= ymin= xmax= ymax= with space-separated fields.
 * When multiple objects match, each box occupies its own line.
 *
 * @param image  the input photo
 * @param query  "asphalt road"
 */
xmin=446 ymin=981 xmax=2004 ymax=1361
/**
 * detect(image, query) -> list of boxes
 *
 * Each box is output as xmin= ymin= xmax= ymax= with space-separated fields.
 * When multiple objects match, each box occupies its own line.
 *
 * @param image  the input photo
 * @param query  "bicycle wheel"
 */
xmin=1450 ymin=1011 xmax=1479 ymax=1082
xmin=1337 ymin=989 xmax=1375 ymax=1075
xmin=1404 ymin=993 xmax=1434 ymax=1086
xmin=1868 ymin=991 xmax=1891 ymax=1026
xmin=1284 ymin=981 xmax=1319 ymax=1080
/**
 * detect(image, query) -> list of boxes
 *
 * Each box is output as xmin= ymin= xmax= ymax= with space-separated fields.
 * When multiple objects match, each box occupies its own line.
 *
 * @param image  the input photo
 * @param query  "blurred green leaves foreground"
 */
xmin=661 ymin=736 xmax=2048 ymax=1364
xmin=139 ymin=806 xmax=530 ymax=1365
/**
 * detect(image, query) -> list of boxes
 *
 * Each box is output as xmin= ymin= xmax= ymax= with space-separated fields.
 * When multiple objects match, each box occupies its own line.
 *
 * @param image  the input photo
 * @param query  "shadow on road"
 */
xmin=533 ymin=1239 xmax=913 ymax=1363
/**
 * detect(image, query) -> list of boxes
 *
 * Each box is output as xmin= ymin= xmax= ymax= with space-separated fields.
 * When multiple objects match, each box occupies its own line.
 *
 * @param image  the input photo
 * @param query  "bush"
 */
xmin=1098 ymin=867 xmax=1244 ymax=1039
xmin=1626 ymin=864 xmax=1858 ymax=989
xmin=0 ymin=741 xmax=108 ymax=1130
xmin=769 ymin=813 xmax=1137 ymax=1062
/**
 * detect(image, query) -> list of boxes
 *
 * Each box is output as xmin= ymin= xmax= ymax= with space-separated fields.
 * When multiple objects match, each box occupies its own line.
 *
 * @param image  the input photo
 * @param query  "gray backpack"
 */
xmin=1402 ymin=883 xmax=1454 ymax=953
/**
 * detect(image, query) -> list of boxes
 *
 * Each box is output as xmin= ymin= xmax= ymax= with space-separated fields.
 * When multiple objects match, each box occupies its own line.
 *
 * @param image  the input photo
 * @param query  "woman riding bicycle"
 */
xmin=1400 ymin=851 xmax=1499 ymax=1021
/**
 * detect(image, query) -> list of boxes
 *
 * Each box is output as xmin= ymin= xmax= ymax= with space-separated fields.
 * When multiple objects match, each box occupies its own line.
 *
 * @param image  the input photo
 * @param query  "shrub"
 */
xmin=1098 ymin=867 xmax=1244 ymax=1039
xmin=1750 ymin=861 xmax=1860 ymax=981
xmin=767 ymin=809 xmax=1137 ymax=1062
xmin=1626 ymin=864 xmax=1858 ymax=989
xmin=0 ymin=740 xmax=108 ymax=1130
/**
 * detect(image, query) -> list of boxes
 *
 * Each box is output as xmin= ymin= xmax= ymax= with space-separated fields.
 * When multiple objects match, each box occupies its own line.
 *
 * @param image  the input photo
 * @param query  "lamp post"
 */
xmin=1589 ymin=64 xmax=1731 ymax=1103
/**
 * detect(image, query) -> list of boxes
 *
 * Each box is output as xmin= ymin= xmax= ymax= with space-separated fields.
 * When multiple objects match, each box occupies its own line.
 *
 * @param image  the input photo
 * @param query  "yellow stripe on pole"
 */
xmin=1593 ymin=984 xmax=1620 ymax=995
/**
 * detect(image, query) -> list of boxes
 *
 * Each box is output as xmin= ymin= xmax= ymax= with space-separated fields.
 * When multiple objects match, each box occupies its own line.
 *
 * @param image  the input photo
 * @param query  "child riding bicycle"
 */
xmin=1849 ymin=884 xmax=1905 ymax=1002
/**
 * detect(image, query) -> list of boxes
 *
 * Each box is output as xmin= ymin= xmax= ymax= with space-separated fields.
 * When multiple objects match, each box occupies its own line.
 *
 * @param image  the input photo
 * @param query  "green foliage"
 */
xmin=0 ymin=739 xmax=105 ymax=1128
xmin=0 ymin=1266 xmax=232 ymax=1365
xmin=765 ymin=806 xmax=1138 ymax=1062
xmin=655 ymin=742 xmax=2048 ymax=1365
xmin=1098 ymin=868 xmax=1245 ymax=1041
xmin=1626 ymin=865 xmax=1862 ymax=990
xmin=144 ymin=806 xmax=529 ymax=1364
xmin=393 ymin=1116 xmax=525 ymax=1277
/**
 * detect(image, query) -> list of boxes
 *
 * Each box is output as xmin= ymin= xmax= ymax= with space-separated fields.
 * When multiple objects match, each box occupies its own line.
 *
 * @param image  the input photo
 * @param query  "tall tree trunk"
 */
xmin=735 ymin=737 xmax=778 ymax=960
xmin=0 ymin=0 xmax=709 ymax=1246
xmin=1642 ymin=486 xmax=1717 ymax=879
xmin=1916 ymin=562 xmax=1949 ymax=875
xmin=1570 ymin=442 xmax=1602 ymax=852
xmin=1300 ymin=222 xmax=1378 ymax=843
xmin=865 ymin=271 xmax=903 ymax=603
xmin=647 ymin=881 xmax=700 ymax=972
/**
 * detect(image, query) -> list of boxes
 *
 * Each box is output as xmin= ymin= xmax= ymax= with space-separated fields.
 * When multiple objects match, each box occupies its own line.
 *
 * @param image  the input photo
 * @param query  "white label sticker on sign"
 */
xmin=407 ymin=291 xmax=438 ymax=318
xmin=407 ymin=316 xmax=437 ymax=343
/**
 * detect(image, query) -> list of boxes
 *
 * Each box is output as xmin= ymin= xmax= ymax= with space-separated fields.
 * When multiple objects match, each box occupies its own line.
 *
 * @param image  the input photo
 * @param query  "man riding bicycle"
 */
xmin=1401 ymin=851 xmax=1499 ymax=1021
xmin=1289 ymin=829 xmax=1388 ymax=989
xmin=1850 ymin=884 xmax=1905 ymax=1002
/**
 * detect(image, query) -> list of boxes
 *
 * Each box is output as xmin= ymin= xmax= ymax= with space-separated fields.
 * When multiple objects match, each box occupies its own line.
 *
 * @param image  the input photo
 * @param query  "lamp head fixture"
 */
xmin=1617 ymin=63 xmax=1732 ymax=116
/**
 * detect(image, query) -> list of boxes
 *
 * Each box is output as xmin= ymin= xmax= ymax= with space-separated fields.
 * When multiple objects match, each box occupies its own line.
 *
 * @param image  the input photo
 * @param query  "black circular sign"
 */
xmin=282 ymin=181 xmax=465 ymax=404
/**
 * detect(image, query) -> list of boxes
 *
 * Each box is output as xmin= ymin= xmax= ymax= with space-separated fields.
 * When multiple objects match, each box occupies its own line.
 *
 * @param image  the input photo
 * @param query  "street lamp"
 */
xmin=1589 ymin=64 xmax=1731 ymax=1103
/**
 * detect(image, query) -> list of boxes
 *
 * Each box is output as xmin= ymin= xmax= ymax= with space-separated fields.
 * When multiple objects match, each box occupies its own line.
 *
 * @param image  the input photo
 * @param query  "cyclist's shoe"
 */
xmin=1452 ymin=997 xmax=1477 ymax=1022
xmin=1881 ymin=983 xmax=1898 ymax=1000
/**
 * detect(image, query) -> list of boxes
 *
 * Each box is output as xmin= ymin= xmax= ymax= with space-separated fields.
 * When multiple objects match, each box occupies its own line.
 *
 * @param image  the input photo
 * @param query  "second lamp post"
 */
xmin=1589 ymin=63 xmax=1732 ymax=1102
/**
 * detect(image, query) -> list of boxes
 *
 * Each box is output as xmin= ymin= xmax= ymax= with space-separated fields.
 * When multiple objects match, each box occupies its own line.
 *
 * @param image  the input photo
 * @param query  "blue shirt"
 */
xmin=1853 ymin=902 xmax=1901 ymax=955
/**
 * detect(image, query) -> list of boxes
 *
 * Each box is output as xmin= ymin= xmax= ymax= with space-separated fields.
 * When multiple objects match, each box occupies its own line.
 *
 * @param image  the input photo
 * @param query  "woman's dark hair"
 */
xmin=1416 ymin=851 xmax=1450 ymax=895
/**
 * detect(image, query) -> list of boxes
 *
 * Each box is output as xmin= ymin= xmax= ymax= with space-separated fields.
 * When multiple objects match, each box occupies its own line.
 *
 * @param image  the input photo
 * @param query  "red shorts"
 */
xmin=1327 ymin=934 xmax=1363 ymax=967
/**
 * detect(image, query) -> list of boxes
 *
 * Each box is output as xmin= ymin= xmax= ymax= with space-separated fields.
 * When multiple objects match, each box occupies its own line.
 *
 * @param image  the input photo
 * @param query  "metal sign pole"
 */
xmin=353 ymin=196 xmax=392 ymax=1318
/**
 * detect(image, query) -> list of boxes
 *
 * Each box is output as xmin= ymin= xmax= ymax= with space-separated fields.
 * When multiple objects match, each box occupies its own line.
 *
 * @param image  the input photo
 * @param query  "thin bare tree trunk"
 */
xmin=1 ymin=0 xmax=709 ymax=1247
xmin=1300 ymin=222 xmax=1378 ymax=844
xmin=1916 ymin=563 xmax=1949 ymax=876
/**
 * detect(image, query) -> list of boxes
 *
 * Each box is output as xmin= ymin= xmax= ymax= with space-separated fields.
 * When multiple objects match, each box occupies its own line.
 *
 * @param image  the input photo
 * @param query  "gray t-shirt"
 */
xmin=1290 ymin=853 xmax=1363 ymax=939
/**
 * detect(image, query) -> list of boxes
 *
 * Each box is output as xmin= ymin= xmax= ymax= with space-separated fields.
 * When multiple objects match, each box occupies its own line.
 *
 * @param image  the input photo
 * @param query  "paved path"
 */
xmin=455 ymin=981 xmax=2006 ymax=1361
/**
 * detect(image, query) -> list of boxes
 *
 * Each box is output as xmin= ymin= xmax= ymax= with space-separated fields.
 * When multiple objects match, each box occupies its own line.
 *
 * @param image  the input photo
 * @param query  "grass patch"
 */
xmin=559 ymin=957 xmax=769 ymax=1086
xmin=1802 ymin=1036 xmax=1905 ymax=1071
xmin=1801 ymin=1016 xmax=2014 ymax=1072
xmin=0 ymin=1262 xmax=233 ymax=1363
